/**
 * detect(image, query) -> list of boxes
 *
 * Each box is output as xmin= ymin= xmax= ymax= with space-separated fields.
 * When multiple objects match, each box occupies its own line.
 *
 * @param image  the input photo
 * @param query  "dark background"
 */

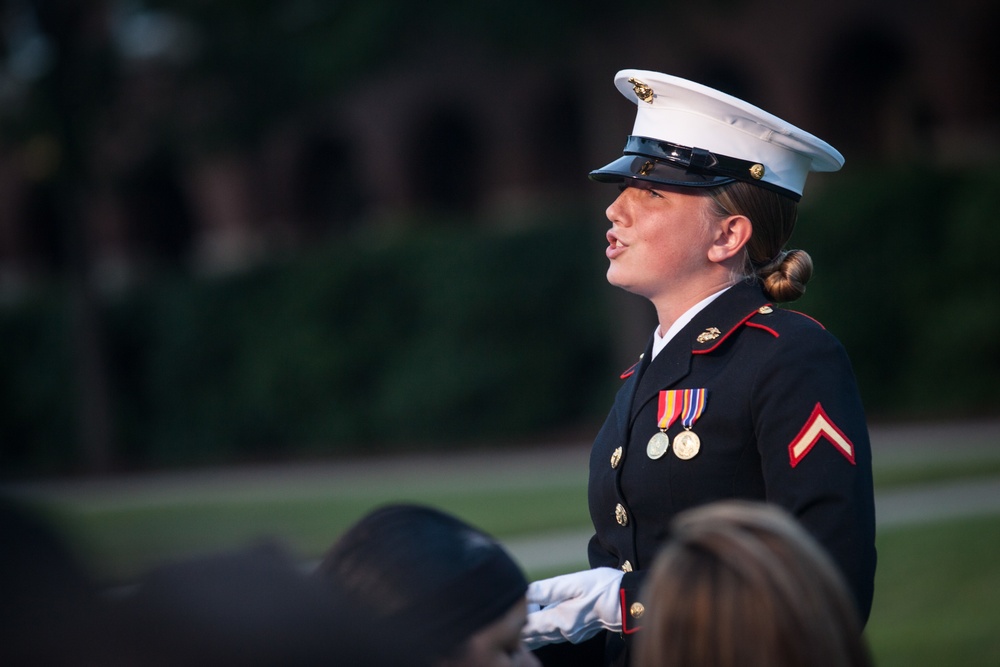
xmin=1 ymin=0 xmax=998 ymax=476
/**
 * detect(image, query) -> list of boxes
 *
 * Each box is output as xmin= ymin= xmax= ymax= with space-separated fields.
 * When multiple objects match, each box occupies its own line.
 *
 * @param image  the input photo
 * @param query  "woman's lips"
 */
xmin=606 ymin=232 xmax=626 ymax=259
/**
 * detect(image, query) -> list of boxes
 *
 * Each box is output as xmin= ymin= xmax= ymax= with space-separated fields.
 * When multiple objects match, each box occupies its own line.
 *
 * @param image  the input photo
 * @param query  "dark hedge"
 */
xmin=1 ymin=215 xmax=618 ymax=474
xmin=3 ymin=165 xmax=999 ymax=475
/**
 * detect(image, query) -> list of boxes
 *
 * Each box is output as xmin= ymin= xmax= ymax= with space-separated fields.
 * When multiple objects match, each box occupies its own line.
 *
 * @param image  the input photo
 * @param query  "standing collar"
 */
xmin=688 ymin=281 xmax=771 ymax=354
xmin=651 ymin=286 xmax=732 ymax=359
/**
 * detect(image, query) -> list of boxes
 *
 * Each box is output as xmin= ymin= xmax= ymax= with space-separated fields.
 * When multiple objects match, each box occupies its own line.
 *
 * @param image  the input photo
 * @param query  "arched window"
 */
xmin=294 ymin=134 xmax=367 ymax=237
xmin=122 ymin=151 xmax=197 ymax=265
xmin=406 ymin=105 xmax=485 ymax=215
xmin=812 ymin=22 xmax=914 ymax=160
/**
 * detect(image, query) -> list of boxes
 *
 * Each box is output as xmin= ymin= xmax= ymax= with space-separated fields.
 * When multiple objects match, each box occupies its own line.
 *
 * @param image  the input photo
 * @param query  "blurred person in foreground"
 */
xmin=1 ymin=496 xmax=110 ymax=665
xmin=523 ymin=69 xmax=875 ymax=667
xmin=634 ymin=500 xmax=872 ymax=667
xmin=107 ymin=541 xmax=343 ymax=666
xmin=316 ymin=503 xmax=540 ymax=667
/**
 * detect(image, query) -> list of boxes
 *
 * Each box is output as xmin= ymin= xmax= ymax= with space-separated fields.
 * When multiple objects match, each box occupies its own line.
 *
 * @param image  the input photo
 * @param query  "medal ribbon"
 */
xmin=656 ymin=390 xmax=684 ymax=430
xmin=680 ymin=388 xmax=707 ymax=430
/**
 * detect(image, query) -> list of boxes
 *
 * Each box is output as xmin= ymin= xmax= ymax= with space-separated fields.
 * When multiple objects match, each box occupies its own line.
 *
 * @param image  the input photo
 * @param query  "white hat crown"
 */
xmin=591 ymin=69 xmax=844 ymax=199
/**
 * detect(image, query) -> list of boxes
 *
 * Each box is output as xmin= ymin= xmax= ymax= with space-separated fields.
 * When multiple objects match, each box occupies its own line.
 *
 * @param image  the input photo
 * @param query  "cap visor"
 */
xmin=589 ymin=155 xmax=735 ymax=188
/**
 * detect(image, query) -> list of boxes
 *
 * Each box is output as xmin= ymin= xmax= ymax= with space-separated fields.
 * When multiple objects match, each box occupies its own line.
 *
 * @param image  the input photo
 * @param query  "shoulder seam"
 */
xmin=784 ymin=309 xmax=826 ymax=330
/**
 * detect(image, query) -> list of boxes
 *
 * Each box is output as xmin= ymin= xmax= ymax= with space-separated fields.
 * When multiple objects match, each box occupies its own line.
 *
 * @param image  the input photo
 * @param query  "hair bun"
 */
xmin=761 ymin=249 xmax=813 ymax=302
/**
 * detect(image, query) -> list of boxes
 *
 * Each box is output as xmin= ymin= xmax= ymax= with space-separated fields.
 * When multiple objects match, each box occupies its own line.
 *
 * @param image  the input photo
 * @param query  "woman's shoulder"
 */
xmin=757 ymin=306 xmax=828 ymax=332
xmin=747 ymin=305 xmax=849 ymax=354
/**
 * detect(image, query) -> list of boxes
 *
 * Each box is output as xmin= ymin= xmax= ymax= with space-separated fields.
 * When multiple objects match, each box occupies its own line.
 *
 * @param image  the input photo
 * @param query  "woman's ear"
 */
xmin=707 ymin=215 xmax=752 ymax=264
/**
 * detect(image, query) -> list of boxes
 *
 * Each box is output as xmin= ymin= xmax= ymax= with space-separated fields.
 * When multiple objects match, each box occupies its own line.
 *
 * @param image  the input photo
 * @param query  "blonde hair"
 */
xmin=634 ymin=501 xmax=872 ymax=667
xmin=706 ymin=181 xmax=813 ymax=302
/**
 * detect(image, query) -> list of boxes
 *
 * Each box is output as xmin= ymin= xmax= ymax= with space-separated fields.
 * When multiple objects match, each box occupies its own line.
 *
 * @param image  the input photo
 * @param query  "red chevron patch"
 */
xmin=788 ymin=403 xmax=856 ymax=467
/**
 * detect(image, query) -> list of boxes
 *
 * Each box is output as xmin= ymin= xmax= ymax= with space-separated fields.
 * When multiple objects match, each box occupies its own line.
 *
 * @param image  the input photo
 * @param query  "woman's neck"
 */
xmin=653 ymin=279 xmax=735 ymax=336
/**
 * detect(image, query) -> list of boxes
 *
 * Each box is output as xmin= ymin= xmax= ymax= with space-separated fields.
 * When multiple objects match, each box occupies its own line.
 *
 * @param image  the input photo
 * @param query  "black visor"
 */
xmin=589 ymin=135 xmax=800 ymax=201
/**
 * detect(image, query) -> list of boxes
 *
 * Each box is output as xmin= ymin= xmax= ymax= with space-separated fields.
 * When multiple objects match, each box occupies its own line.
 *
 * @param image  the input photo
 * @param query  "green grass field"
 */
xmin=51 ymin=481 xmax=592 ymax=582
xmin=12 ymin=441 xmax=1000 ymax=666
xmin=868 ymin=515 xmax=1000 ymax=666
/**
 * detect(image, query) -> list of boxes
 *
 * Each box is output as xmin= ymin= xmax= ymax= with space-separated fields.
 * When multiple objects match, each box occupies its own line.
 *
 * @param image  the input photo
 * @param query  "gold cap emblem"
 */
xmin=696 ymin=327 xmax=722 ymax=344
xmin=628 ymin=77 xmax=654 ymax=104
xmin=749 ymin=163 xmax=765 ymax=180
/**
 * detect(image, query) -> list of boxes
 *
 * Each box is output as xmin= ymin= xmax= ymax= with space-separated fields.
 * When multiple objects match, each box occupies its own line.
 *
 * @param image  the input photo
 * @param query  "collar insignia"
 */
xmin=696 ymin=327 xmax=722 ymax=344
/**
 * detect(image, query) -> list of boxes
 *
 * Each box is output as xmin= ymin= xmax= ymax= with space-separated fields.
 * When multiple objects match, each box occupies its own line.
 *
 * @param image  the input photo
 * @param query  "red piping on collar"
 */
xmin=620 ymin=360 xmax=640 ymax=379
xmin=692 ymin=307 xmax=762 ymax=355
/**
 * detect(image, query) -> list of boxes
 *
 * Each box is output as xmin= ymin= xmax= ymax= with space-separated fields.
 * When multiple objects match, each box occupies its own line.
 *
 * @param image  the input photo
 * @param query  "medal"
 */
xmin=673 ymin=429 xmax=701 ymax=459
xmin=646 ymin=432 xmax=670 ymax=459
xmin=649 ymin=390 xmax=683 ymax=460
xmin=673 ymin=388 xmax=707 ymax=460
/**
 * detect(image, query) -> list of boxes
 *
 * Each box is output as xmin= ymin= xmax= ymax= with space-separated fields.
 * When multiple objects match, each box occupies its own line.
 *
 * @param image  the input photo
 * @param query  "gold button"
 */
xmin=630 ymin=602 xmax=645 ymax=618
xmin=621 ymin=560 xmax=633 ymax=573
xmin=615 ymin=503 xmax=628 ymax=526
xmin=610 ymin=446 xmax=623 ymax=469
xmin=758 ymin=305 xmax=773 ymax=314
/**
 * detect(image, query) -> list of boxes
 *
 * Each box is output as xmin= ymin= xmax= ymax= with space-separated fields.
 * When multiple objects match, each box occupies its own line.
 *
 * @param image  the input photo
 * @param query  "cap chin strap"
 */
xmin=621 ymin=136 xmax=800 ymax=201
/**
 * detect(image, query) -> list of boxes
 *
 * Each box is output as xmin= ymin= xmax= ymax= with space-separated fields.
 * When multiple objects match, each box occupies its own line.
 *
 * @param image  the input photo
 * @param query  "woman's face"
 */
xmin=437 ymin=598 xmax=540 ymax=667
xmin=604 ymin=182 xmax=719 ymax=302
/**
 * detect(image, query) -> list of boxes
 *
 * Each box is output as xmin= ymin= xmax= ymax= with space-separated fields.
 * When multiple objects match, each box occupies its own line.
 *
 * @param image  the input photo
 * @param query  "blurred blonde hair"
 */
xmin=634 ymin=501 xmax=872 ymax=667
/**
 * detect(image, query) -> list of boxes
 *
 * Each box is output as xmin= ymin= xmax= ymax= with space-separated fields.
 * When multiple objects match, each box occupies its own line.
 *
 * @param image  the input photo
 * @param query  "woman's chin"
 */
xmin=606 ymin=270 xmax=641 ymax=295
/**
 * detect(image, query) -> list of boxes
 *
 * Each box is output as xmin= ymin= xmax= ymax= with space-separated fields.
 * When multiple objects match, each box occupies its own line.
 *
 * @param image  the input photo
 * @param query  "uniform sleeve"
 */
xmin=750 ymin=321 xmax=877 ymax=623
xmin=619 ymin=570 xmax=648 ymax=635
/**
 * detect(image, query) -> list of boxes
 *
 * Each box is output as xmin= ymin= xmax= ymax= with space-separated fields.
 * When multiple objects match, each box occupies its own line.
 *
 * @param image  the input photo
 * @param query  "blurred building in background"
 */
xmin=0 ymin=0 xmax=997 ymax=296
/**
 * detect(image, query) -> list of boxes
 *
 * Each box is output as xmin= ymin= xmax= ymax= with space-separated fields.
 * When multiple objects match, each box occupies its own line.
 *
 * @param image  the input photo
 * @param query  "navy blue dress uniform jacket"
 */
xmin=584 ymin=280 xmax=876 ymax=663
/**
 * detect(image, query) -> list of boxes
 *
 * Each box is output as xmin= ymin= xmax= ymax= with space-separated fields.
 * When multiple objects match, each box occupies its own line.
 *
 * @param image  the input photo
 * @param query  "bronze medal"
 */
xmin=673 ymin=429 xmax=701 ymax=460
xmin=647 ymin=431 xmax=670 ymax=459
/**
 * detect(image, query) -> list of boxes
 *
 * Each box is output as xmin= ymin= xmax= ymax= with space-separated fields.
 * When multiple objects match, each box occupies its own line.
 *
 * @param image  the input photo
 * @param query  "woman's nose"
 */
xmin=606 ymin=191 xmax=629 ymax=225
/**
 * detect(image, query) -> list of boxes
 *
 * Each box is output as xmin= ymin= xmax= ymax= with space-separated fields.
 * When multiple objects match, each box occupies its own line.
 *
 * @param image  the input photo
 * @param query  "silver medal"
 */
xmin=646 ymin=431 xmax=671 ymax=459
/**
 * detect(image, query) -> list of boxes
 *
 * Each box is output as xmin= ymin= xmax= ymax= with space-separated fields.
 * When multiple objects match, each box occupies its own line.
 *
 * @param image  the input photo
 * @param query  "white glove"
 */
xmin=521 ymin=567 xmax=624 ymax=649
